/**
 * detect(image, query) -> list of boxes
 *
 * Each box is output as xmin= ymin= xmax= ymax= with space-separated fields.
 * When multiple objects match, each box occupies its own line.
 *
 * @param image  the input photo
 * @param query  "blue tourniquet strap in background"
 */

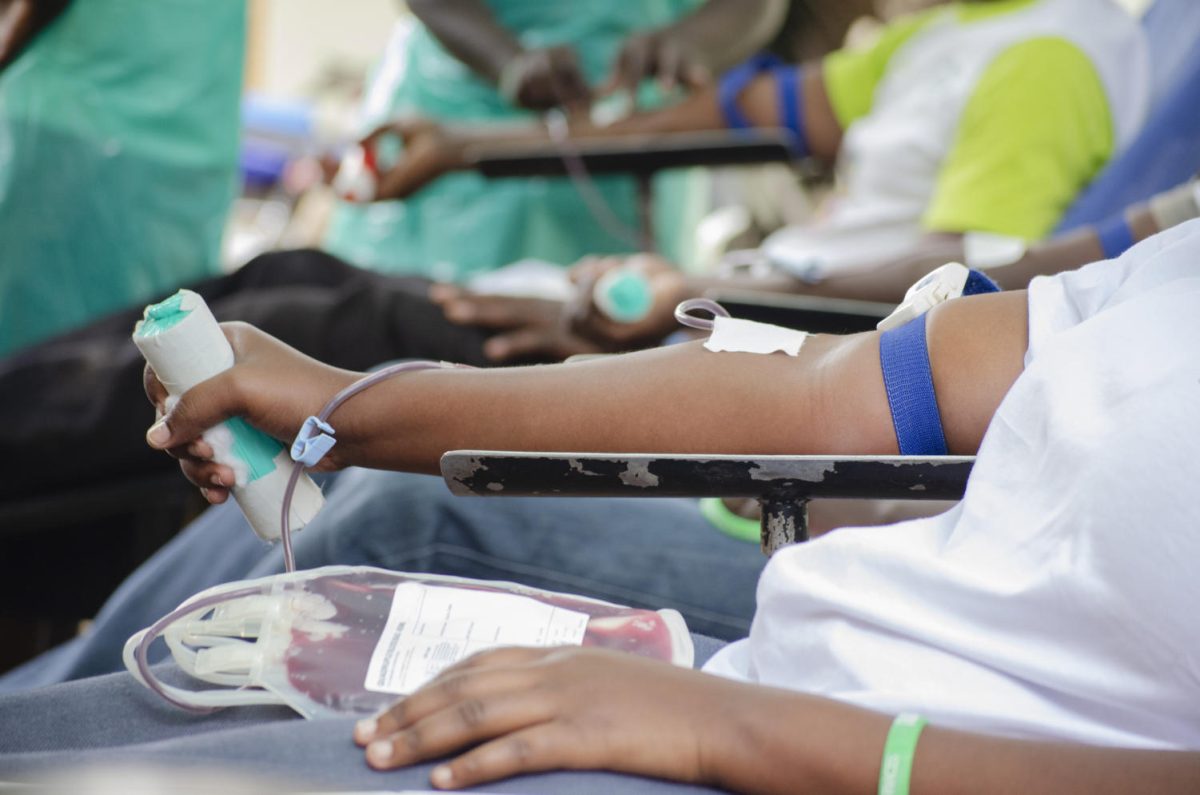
xmin=772 ymin=65 xmax=810 ymax=157
xmin=1097 ymin=214 xmax=1136 ymax=259
xmin=879 ymin=314 xmax=948 ymax=456
xmin=963 ymin=268 xmax=1001 ymax=296
xmin=718 ymin=53 xmax=783 ymax=130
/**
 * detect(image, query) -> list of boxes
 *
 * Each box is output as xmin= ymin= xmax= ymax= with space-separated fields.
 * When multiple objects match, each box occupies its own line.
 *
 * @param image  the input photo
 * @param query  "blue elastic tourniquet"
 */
xmin=879 ymin=314 xmax=948 ymax=456
xmin=963 ymin=268 xmax=1001 ymax=296
xmin=717 ymin=53 xmax=782 ymax=130
xmin=1097 ymin=214 xmax=1136 ymax=259
xmin=772 ymin=65 xmax=809 ymax=157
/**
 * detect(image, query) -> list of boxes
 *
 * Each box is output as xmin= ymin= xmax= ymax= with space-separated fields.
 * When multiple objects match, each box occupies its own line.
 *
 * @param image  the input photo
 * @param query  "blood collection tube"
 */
xmin=332 ymin=144 xmax=379 ymax=203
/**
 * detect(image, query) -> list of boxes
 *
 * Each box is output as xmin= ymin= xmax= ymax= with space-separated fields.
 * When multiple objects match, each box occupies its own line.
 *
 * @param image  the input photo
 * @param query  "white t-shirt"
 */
xmin=705 ymin=219 xmax=1200 ymax=750
xmin=762 ymin=0 xmax=1148 ymax=280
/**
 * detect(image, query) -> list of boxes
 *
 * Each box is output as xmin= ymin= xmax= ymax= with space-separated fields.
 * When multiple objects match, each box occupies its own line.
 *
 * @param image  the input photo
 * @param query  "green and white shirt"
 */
xmin=763 ymin=0 xmax=1149 ymax=280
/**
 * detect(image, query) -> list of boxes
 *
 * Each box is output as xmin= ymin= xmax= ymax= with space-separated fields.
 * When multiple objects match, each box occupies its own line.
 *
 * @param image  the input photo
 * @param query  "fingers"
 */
xmin=361 ymin=118 xmax=422 ymax=148
xmin=361 ymin=672 xmax=551 ymax=768
xmin=355 ymin=651 xmax=578 ymax=784
xmin=428 ymin=724 xmax=582 ymax=790
xmin=196 ymin=485 xmax=230 ymax=505
xmin=180 ymin=457 xmax=236 ymax=494
xmin=657 ymin=39 xmax=684 ymax=93
xmin=611 ymin=40 xmax=650 ymax=99
xmin=547 ymin=54 xmax=591 ymax=112
xmin=682 ymin=60 xmax=711 ymax=90
xmin=187 ymin=438 xmax=215 ymax=460
xmin=362 ymin=119 xmax=454 ymax=200
xmin=483 ymin=329 xmax=560 ymax=362
xmin=356 ymin=648 xmax=550 ymax=744
xmin=514 ymin=47 xmax=592 ymax=111
xmin=144 ymin=363 xmax=231 ymax=502
xmin=143 ymin=363 xmax=169 ymax=413
xmin=568 ymin=255 xmax=623 ymax=285
xmin=374 ymin=164 xmax=420 ymax=201
xmin=435 ymin=293 xmax=554 ymax=332
xmin=145 ymin=371 xmax=241 ymax=453
xmin=433 ymin=645 xmax=551 ymax=681
xmin=604 ymin=35 xmax=709 ymax=100
xmin=359 ymin=121 xmax=397 ymax=149
xmin=427 ymin=283 xmax=461 ymax=305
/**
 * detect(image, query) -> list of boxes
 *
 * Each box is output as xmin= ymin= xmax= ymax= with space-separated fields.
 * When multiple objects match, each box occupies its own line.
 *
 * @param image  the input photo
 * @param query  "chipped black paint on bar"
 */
xmin=440 ymin=452 xmax=975 ymax=555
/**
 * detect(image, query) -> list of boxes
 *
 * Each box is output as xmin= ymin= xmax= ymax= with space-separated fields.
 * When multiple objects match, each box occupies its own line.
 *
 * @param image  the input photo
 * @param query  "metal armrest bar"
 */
xmin=441 ymin=451 xmax=974 ymax=555
xmin=470 ymin=129 xmax=797 ymax=179
xmin=705 ymin=288 xmax=893 ymax=334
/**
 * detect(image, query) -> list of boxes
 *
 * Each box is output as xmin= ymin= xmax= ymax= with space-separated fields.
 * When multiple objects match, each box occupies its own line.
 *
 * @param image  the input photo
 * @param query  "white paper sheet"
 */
xmin=365 ymin=583 xmax=589 ymax=695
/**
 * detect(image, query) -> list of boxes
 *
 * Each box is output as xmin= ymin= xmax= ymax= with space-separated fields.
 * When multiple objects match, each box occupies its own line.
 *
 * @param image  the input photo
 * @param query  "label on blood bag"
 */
xmin=364 ymin=583 xmax=589 ymax=695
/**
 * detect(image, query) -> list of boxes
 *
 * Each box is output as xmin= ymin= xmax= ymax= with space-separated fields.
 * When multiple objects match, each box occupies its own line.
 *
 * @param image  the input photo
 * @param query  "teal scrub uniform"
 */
xmin=0 ymin=0 xmax=245 ymax=355
xmin=323 ymin=0 xmax=701 ymax=282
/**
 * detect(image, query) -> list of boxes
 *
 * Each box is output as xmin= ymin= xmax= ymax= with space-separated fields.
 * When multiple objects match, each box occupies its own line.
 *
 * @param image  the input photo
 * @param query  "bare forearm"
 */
xmin=334 ymin=335 xmax=893 ymax=474
xmin=408 ymin=0 xmax=522 ymax=84
xmin=328 ymin=291 xmax=1024 ymax=472
xmin=675 ymin=233 xmax=965 ymax=306
xmin=446 ymin=63 xmax=839 ymax=164
xmin=713 ymin=686 xmax=1200 ymax=795
xmin=447 ymin=86 xmax=728 ymax=155
xmin=988 ymin=204 xmax=1163 ymax=290
xmin=913 ymin=726 xmax=1200 ymax=795
xmin=151 ymin=294 xmax=1028 ymax=495
xmin=665 ymin=0 xmax=789 ymax=74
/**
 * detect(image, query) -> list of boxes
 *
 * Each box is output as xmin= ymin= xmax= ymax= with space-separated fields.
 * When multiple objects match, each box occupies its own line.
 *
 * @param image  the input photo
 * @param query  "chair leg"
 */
xmin=760 ymin=495 xmax=809 ymax=556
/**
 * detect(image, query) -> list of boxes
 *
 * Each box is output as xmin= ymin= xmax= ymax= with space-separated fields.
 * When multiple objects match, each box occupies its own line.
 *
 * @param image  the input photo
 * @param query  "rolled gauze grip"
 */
xmin=134 ymin=290 xmax=325 ymax=541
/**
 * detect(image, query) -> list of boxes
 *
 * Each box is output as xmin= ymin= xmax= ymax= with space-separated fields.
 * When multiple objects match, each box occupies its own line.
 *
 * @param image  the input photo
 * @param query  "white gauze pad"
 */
xmin=134 ymin=290 xmax=324 ymax=541
xmin=703 ymin=316 xmax=809 ymax=356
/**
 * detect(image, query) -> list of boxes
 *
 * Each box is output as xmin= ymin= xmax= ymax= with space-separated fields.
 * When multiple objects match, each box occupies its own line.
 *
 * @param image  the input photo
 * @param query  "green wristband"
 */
xmin=878 ymin=713 xmax=927 ymax=795
xmin=698 ymin=497 xmax=760 ymax=544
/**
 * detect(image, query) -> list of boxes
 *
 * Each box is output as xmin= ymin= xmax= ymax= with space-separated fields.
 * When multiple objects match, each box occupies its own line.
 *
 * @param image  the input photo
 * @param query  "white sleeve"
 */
xmin=1025 ymin=219 xmax=1200 ymax=364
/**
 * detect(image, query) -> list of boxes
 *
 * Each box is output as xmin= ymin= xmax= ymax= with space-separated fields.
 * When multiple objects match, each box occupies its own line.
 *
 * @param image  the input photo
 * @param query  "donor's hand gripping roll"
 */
xmin=133 ymin=290 xmax=325 ymax=541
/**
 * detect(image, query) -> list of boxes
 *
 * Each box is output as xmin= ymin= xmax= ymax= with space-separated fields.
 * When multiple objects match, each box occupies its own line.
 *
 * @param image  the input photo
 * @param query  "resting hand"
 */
xmin=364 ymin=119 xmax=466 ymax=202
xmin=429 ymin=285 xmax=602 ymax=363
xmin=143 ymin=322 xmax=362 ymax=504
xmin=500 ymin=45 xmax=592 ymax=112
xmin=354 ymin=646 xmax=753 ymax=790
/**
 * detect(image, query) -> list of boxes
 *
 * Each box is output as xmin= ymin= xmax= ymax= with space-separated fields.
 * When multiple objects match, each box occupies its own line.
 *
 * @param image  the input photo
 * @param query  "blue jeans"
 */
xmin=0 ymin=637 xmax=729 ymax=793
xmin=1 ymin=469 xmax=764 ymax=692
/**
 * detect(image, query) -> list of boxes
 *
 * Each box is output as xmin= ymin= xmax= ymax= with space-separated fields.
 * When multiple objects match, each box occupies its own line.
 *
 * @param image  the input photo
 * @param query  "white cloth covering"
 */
xmin=705 ymin=219 xmax=1200 ymax=750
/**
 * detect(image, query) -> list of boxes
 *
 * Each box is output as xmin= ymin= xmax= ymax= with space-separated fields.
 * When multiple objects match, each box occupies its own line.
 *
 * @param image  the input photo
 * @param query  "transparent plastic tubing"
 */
xmin=279 ymin=360 xmax=470 ymax=573
xmin=544 ymin=110 xmax=644 ymax=250
xmin=673 ymin=297 xmax=730 ymax=330
xmin=132 ymin=584 xmax=263 ymax=714
xmin=134 ymin=361 xmax=470 ymax=712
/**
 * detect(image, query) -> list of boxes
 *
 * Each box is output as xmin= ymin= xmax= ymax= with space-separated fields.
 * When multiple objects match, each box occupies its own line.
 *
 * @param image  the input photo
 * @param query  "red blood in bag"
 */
xmin=282 ymin=571 xmax=678 ymax=715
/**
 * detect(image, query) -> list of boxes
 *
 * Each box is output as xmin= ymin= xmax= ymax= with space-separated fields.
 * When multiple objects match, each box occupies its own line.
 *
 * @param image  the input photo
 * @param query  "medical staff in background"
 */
xmin=0 ymin=0 xmax=245 ymax=356
xmin=321 ymin=0 xmax=786 ymax=281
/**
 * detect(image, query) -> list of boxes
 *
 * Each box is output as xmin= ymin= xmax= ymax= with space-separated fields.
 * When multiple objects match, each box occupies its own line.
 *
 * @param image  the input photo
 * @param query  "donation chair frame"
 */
xmin=441 ymin=452 xmax=974 ymax=555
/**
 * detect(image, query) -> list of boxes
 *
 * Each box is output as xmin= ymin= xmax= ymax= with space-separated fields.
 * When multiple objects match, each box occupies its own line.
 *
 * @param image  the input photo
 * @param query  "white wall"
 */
xmin=247 ymin=0 xmax=402 ymax=99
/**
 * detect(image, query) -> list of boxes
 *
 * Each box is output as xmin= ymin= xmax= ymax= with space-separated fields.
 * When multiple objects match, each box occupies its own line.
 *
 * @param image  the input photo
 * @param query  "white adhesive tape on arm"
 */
xmin=963 ymin=231 xmax=1027 ymax=270
xmin=703 ymin=316 xmax=809 ymax=356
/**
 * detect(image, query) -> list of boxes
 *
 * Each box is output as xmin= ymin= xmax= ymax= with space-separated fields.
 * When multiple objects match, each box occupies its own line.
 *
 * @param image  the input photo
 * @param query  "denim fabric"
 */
xmin=2 ymin=470 xmax=762 ymax=692
xmin=0 ymin=640 xmax=729 ymax=793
